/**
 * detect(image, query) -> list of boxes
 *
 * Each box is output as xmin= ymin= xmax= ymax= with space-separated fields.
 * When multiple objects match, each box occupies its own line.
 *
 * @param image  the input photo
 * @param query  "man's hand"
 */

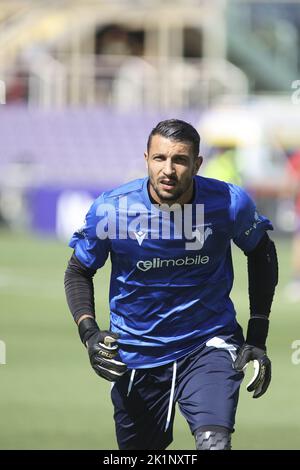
xmin=233 ymin=343 xmax=271 ymax=398
xmin=86 ymin=329 xmax=127 ymax=381
xmin=78 ymin=317 xmax=127 ymax=382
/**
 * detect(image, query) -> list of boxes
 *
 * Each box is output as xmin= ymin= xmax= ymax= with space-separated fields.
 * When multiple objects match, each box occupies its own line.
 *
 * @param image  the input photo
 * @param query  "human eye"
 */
xmin=174 ymin=156 xmax=188 ymax=164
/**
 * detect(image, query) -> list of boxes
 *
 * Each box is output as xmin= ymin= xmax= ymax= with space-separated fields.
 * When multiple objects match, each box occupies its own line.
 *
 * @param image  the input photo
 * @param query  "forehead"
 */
xmin=149 ymin=135 xmax=194 ymax=156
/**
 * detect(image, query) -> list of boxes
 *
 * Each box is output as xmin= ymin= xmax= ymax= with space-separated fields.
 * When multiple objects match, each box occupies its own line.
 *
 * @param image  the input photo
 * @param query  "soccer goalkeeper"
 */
xmin=64 ymin=119 xmax=278 ymax=450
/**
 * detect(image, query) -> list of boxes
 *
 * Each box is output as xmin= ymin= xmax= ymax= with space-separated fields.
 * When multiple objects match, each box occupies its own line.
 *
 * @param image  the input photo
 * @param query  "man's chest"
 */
xmin=109 ymin=204 xmax=232 ymax=278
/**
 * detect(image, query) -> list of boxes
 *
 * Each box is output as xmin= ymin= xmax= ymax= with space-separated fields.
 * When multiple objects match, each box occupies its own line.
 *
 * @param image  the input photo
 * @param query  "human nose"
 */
xmin=162 ymin=159 xmax=175 ymax=176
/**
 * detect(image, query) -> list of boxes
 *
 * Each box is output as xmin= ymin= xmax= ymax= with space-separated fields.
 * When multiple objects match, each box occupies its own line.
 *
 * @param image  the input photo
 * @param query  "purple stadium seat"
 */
xmin=0 ymin=107 xmax=201 ymax=187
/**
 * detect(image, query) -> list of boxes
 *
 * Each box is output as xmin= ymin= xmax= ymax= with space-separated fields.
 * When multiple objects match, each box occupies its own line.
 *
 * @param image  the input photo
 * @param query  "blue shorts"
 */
xmin=111 ymin=326 xmax=244 ymax=450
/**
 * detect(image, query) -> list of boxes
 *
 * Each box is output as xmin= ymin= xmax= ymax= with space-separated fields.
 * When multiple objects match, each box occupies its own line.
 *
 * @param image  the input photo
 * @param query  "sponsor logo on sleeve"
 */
xmin=245 ymin=211 xmax=262 ymax=236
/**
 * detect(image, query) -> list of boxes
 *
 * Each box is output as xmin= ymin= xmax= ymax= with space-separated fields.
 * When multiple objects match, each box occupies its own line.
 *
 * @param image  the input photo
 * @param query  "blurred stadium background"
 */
xmin=1 ymin=0 xmax=300 ymax=450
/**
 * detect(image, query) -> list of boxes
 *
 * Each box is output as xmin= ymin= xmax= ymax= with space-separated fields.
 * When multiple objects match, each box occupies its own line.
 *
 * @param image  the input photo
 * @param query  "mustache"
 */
xmin=158 ymin=176 xmax=178 ymax=183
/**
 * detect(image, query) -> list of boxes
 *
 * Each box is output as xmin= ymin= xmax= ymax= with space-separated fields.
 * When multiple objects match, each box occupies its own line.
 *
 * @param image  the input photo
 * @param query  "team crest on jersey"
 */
xmin=131 ymin=224 xmax=213 ymax=248
xmin=96 ymin=197 xmax=212 ymax=251
xmin=186 ymin=225 xmax=213 ymax=250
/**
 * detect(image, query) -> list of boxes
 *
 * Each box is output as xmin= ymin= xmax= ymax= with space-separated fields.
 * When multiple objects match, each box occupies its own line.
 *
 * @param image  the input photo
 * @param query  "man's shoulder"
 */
xmin=195 ymin=175 xmax=247 ymax=200
xmin=195 ymin=175 xmax=231 ymax=199
xmin=195 ymin=174 xmax=229 ymax=188
xmin=95 ymin=178 xmax=147 ymax=205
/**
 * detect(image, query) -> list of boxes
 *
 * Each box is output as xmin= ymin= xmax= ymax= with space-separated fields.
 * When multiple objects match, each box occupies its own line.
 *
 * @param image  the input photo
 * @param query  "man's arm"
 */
xmin=64 ymin=252 xmax=96 ymax=325
xmin=234 ymin=233 xmax=278 ymax=398
xmin=245 ymin=232 xmax=278 ymax=348
xmin=64 ymin=253 xmax=127 ymax=381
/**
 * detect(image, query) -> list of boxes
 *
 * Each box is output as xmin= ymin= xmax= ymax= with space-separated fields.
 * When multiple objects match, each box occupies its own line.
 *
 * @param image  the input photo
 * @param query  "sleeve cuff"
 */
xmin=246 ymin=316 xmax=269 ymax=350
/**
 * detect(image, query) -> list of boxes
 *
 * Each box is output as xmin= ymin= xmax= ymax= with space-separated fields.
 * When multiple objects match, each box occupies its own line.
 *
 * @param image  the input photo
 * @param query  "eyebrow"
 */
xmin=152 ymin=153 xmax=190 ymax=158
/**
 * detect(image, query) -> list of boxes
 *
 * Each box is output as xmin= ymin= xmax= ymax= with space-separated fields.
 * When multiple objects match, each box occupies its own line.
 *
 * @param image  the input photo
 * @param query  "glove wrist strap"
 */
xmin=246 ymin=316 xmax=269 ymax=350
xmin=78 ymin=317 xmax=99 ymax=345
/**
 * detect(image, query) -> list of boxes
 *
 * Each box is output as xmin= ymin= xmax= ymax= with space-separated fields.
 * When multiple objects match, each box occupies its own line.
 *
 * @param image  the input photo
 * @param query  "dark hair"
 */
xmin=147 ymin=119 xmax=200 ymax=157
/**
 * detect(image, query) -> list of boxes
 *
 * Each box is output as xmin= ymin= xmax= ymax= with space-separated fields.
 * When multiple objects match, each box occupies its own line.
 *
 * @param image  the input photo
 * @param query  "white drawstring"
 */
xmin=126 ymin=362 xmax=177 ymax=433
xmin=127 ymin=369 xmax=136 ymax=396
xmin=165 ymin=361 xmax=177 ymax=432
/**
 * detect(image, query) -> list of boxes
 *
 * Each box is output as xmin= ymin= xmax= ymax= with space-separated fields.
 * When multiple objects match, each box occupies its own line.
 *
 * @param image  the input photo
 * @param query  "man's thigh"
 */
xmin=176 ymin=334 xmax=244 ymax=434
xmin=111 ymin=367 xmax=174 ymax=450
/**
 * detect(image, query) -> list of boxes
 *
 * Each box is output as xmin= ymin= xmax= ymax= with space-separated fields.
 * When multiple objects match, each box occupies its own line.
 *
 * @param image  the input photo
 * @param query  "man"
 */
xmin=64 ymin=119 xmax=278 ymax=450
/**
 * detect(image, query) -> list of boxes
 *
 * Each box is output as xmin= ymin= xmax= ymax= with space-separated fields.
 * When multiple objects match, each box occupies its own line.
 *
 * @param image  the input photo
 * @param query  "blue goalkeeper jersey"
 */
xmin=69 ymin=175 xmax=273 ymax=368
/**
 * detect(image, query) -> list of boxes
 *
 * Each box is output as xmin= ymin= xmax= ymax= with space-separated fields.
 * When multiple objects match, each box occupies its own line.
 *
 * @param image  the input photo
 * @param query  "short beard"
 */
xmin=150 ymin=180 xmax=186 ymax=203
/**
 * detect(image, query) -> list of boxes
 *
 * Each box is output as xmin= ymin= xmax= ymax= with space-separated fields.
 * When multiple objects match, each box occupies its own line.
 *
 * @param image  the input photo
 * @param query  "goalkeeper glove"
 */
xmin=233 ymin=317 xmax=271 ymax=398
xmin=78 ymin=317 xmax=127 ymax=382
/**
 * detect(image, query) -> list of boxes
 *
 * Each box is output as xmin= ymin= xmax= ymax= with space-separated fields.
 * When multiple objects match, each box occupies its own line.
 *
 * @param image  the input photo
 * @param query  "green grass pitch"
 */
xmin=0 ymin=230 xmax=299 ymax=449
